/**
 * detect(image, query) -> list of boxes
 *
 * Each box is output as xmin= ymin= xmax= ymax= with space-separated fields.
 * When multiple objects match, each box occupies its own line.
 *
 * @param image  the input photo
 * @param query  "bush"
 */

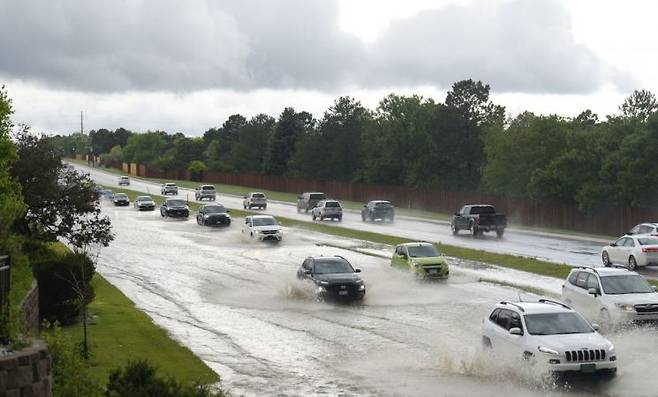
xmin=187 ymin=161 xmax=207 ymax=182
xmin=33 ymin=250 xmax=95 ymax=324
xmin=106 ymin=360 xmax=226 ymax=397
xmin=44 ymin=322 xmax=103 ymax=397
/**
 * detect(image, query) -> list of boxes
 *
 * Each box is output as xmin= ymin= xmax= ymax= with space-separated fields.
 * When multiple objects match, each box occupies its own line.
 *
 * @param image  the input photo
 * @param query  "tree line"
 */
xmin=52 ymin=80 xmax=658 ymax=212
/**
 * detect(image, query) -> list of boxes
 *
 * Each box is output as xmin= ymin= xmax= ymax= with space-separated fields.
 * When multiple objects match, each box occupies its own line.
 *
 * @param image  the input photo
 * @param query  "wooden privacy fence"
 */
xmin=119 ymin=162 xmax=658 ymax=236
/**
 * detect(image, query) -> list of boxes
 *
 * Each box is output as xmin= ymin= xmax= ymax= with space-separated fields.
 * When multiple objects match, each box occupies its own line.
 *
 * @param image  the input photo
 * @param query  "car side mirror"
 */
xmin=226 ymin=209 xmax=230 ymax=213
xmin=303 ymin=269 xmax=312 ymax=275
xmin=243 ymin=196 xmax=247 ymax=199
xmin=355 ymin=268 xmax=362 ymax=273
xmin=509 ymin=327 xmax=523 ymax=336
xmin=588 ymin=288 xmax=599 ymax=297
xmin=610 ymin=242 xmax=617 ymax=247
xmin=591 ymin=323 xmax=600 ymax=331
xmin=653 ymin=286 xmax=657 ymax=292
xmin=454 ymin=212 xmax=460 ymax=216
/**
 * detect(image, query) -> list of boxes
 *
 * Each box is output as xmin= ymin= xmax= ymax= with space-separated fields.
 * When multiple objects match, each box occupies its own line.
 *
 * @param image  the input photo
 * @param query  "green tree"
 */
xmin=228 ymin=114 xmax=275 ymax=173
xmin=122 ymin=132 xmax=167 ymax=165
xmin=620 ymin=89 xmax=658 ymax=122
xmin=264 ymin=108 xmax=313 ymax=175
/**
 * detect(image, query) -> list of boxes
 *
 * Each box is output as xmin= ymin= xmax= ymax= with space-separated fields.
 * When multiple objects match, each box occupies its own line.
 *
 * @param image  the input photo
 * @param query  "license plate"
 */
xmin=429 ymin=269 xmax=438 ymax=274
xmin=338 ymin=290 xmax=348 ymax=296
xmin=580 ymin=363 xmax=596 ymax=373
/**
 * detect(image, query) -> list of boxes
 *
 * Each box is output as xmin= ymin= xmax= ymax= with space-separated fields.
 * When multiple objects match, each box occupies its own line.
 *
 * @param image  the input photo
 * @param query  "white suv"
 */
xmin=311 ymin=200 xmax=343 ymax=222
xmin=242 ymin=215 xmax=282 ymax=242
xmin=243 ymin=192 xmax=267 ymax=210
xmin=562 ymin=267 xmax=658 ymax=328
xmin=482 ymin=300 xmax=616 ymax=376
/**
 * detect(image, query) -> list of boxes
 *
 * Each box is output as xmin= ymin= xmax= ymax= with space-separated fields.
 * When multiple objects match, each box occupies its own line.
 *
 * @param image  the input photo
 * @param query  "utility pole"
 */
xmin=80 ymin=110 xmax=83 ymax=135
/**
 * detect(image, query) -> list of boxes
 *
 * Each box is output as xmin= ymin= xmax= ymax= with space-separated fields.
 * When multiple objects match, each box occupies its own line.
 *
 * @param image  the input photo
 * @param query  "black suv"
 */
xmin=361 ymin=200 xmax=395 ymax=222
xmin=196 ymin=204 xmax=231 ymax=227
xmin=112 ymin=193 xmax=130 ymax=206
xmin=297 ymin=192 xmax=327 ymax=213
xmin=297 ymin=256 xmax=366 ymax=302
xmin=160 ymin=198 xmax=189 ymax=218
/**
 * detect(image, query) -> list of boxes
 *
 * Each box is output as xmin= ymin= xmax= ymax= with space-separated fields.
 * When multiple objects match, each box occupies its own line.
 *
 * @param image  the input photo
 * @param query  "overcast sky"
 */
xmin=0 ymin=0 xmax=655 ymax=135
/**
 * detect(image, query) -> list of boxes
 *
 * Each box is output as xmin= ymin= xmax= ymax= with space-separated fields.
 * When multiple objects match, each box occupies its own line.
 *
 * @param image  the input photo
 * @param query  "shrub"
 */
xmin=106 ymin=360 xmax=226 ymax=397
xmin=33 ymin=250 xmax=95 ymax=324
xmin=43 ymin=322 xmax=103 ymax=397
xmin=187 ymin=161 xmax=207 ymax=182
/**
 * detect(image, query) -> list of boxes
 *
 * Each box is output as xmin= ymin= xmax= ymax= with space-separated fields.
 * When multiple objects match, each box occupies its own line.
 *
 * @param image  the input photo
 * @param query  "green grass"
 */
xmin=61 ymin=275 xmax=219 ymax=386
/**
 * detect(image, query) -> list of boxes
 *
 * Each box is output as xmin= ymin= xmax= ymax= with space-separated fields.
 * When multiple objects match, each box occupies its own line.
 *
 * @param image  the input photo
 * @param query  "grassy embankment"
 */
xmin=61 ymin=274 xmax=219 ymax=385
xmin=110 ymin=185 xmax=656 ymax=291
xmin=36 ymin=241 xmax=218 ymax=385
xmin=67 ymin=158 xmax=616 ymax=240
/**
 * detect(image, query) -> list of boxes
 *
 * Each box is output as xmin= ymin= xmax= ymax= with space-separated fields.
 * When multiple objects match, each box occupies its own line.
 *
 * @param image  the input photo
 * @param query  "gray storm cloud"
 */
xmin=0 ymin=0 xmax=626 ymax=94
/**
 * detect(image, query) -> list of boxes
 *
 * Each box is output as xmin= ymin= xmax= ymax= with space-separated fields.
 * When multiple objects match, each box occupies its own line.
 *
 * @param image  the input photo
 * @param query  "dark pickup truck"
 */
xmin=450 ymin=205 xmax=507 ymax=238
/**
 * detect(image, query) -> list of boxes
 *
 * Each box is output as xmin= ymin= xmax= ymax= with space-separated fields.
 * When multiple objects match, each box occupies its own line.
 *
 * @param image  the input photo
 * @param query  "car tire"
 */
xmin=243 ymin=203 xmax=247 ymax=209
xmin=602 ymin=251 xmax=612 ymax=267
xmin=451 ymin=223 xmax=459 ymax=235
xmin=320 ymin=215 xmax=325 ymax=221
xmin=312 ymin=214 xmax=316 ymax=221
xmin=629 ymin=256 xmax=638 ymax=271
xmin=496 ymin=228 xmax=504 ymax=238
xmin=337 ymin=216 xmax=342 ymax=222
xmin=471 ymin=224 xmax=478 ymax=237
xmin=263 ymin=205 xmax=267 ymax=210
xmin=361 ymin=213 xmax=366 ymax=222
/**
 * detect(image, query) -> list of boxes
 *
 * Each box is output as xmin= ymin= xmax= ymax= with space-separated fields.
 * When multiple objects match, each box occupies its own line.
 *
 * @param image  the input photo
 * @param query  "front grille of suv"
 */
xmin=635 ymin=304 xmax=658 ymax=313
xmin=565 ymin=349 xmax=606 ymax=362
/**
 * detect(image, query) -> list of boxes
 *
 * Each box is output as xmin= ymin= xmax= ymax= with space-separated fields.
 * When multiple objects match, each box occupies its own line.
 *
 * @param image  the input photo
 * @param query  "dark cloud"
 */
xmin=0 ymin=0 xmax=627 ymax=94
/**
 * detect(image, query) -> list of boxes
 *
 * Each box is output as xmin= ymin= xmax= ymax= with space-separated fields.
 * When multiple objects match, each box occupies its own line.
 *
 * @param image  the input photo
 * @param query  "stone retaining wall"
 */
xmin=0 ymin=342 xmax=52 ymax=396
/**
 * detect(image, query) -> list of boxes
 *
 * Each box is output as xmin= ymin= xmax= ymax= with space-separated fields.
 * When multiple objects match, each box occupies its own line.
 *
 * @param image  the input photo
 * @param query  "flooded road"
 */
xmin=96 ymin=205 xmax=658 ymax=396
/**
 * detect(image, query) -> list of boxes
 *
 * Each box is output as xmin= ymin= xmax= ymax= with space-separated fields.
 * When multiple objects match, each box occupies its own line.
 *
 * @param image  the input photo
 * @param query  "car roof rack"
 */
xmin=575 ymin=266 xmax=599 ymax=274
xmin=537 ymin=298 xmax=571 ymax=310
xmin=499 ymin=301 xmax=524 ymax=312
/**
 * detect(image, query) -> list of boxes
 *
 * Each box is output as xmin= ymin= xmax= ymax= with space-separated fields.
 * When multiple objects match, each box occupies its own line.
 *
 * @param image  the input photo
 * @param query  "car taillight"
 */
xmin=642 ymin=247 xmax=658 ymax=253
xmin=475 ymin=216 xmax=480 ymax=224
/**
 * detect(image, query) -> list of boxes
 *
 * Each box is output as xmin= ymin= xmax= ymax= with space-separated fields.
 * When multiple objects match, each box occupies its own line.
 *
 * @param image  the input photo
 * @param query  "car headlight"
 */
xmin=608 ymin=343 xmax=615 ymax=352
xmin=318 ymin=281 xmax=329 ymax=286
xmin=204 ymin=215 xmax=210 ymax=219
xmin=411 ymin=260 xmax=421 ymax=268
xmin=538 ymin=346 xmax=559 ymax=355
xmin=615 ymin=303 xmax=635 ymax=312
xmin=358 ymin=284 xmax=366 ymax=290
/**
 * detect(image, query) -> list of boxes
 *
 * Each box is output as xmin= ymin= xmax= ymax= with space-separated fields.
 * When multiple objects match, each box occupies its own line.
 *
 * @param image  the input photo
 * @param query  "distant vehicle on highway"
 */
xmin=311 ymin=200 xmax=342 ymax=221
xmin=196 ymin=204 xmax=231 ymax=226
xmin=601 ymin=235 xmax=658 ymax=270
xmin=391 ymin=242 xmax=448 ymax=279
xmin=243 ymin=192 xmax=267 ymax=210
xmin=361 ymin=200 xmax=395 ymax=222
xmin=451 ymin=204 xmax=507 ymax=238
xmin=134 ymin=195 xmax=155 ymax=211
xmin=195 ymin=185 xmax=216 ymax=201
xmin=112 ymin=193 xmax=130 ymax=206
xmin=561 ymin=266 xmax=658 ymax=329
xmin=297 ymin=255 xmax=365 ymax=302
xmin=626 ymin=222 xmax=658 ymax=237
xmin=161 ymin=183 xmax=178 ymax=195
xmin=297 ymin=192 xmax=327 ymax=213
xmin=99 ymin=189 xmax=114 ymax=199
xmin=482 ymin=300 xmax=617 ymax=377
xmin=118 ymin=176 xmax=130 ymax=186
xmin=160 ymin=198 xmax=189 ymax=218
xmin=242 ymin=215 xmax=282 ymax=241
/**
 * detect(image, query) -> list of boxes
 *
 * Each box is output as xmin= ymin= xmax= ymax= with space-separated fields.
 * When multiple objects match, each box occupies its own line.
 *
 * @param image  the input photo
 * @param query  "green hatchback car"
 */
xmin=391 ymin=242 xmax=449 ymax=279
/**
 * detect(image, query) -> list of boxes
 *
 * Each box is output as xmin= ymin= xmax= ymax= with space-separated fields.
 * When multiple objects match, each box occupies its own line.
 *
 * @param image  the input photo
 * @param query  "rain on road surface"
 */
xmin=95 ymin=203 xmax=658 ymax=396
xmin=77 ymin=164 xmax=609 ymax=268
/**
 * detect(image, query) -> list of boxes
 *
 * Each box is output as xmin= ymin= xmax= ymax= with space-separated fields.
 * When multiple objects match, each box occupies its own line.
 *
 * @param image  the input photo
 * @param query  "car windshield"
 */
xmin=601 ymin=275 xmax=654 ymax=294
xmin=310 ymin=194 xmax=326 ymax=200
xmin=471 ymin=206 xmax=495 ymax=214
xmin=252 ymin=217 xmax=276 ymax=226
xmin=253 ymin=193 xmax=265 ymax=198
xmin=114 ymin=194 xmax=127 ymax=199
xmin=120 ymin=177 xmax=128 ymax=180
xmin=407 ymin=245 xmax=439 ymax=257
xmin=204 ymin=205 xmax=226 ymax=214
xmin=638 ymin=238 xmax=658 ymax=245
xmin=137 ymin=196 xmax=152 ymax=201
xmin=165 ymin=183 xmax=176 ymax=187
xmin=524 ymin=312 xmax=593 ymax=335
xmin=374 ymin=201 xmax=392 ymax=207
xmin=202 ymin=186 xmax=215 ymax=190
xmin=325 ymin=201 xmax=340 ymax=208
xmin=168 ymin=199 xmax=186 ymax=206
xmin=313 ymin=258 xmax=353 ymax=274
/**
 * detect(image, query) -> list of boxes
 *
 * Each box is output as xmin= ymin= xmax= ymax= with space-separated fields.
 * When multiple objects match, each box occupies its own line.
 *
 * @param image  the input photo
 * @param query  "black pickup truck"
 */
xmin=450 ymin=205 xmax=507 ymax=238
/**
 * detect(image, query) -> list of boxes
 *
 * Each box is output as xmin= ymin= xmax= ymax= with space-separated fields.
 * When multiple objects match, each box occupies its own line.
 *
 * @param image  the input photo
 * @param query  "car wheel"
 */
xmin=243 ymin=204 xmax=247 ymax=209
xmin=602 ymin=251 xmax=612 ymax=267
xmin=337 ymin=216 xmax=342 ymax=222
xmin=361 ymin=213 xmax=366 ymax=222
xmin=312 ymin=214 xmax=316 ymax=220
xmin=496 ymin=228 xmax=504 ymax=238
xmin=320 ymin=215 xmax=325 ymax=221
xmin=629 ymin=256 xmax=638 ymax=271
xmin=451 ymin=223 xmax=459 ymax=235
xmin=263 ymin=205 xmax=267 ymax=210
xmin=471 ymin=224 xmax=478 ymax=237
